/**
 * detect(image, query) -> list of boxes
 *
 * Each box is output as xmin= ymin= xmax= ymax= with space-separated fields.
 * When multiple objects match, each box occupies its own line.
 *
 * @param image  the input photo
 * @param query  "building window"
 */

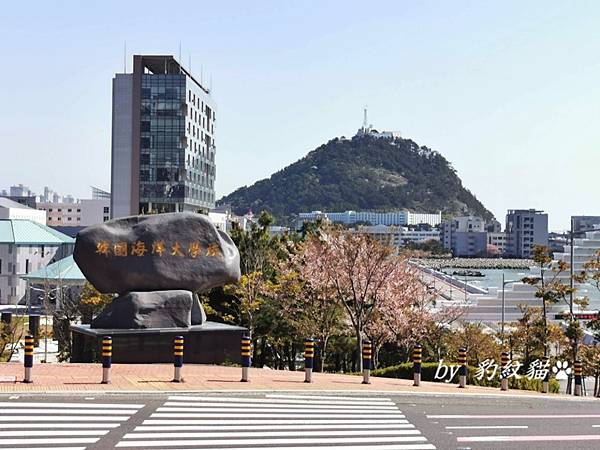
xmin=25 ymin=259 xmax=30 ymax=274
xmin=58 ymin=209 xmax=62 ymax=212
xmin=67 ymin=217 xmax=72 ymax=221
xmin=103 ymin=207 xmax=109 ymax=214
xmin=77 ymin=209 xmax=81 ymax=213
xmin=103 ymin=216 xmax=109 ymax=221
xmin=68 ymin=209 xmax=72 ymax=212
xmin=0 ymin=259 xmax=2 ymax=274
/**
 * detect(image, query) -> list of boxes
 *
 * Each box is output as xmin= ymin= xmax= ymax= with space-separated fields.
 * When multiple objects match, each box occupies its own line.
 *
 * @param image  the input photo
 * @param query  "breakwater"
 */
xmin=413 ymin=257 xmax=533 ymax=270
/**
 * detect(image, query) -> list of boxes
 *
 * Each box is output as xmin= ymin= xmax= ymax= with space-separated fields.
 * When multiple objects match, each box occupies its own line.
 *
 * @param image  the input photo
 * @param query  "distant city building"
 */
xmin=35 ymin=187 xmax=110 ymax=227
xmin=111 ymin=55 xmax=216 ymax=218
xmin=441 ymin=216 xmax=488 ymax=257
xmin=0 ymin=218 xmax=73 ymax=304
xmin=297 ymin=210 xmax=442 ymax=229
xmin=356 ymin=224 xmax=440 ymax=251
xmin=0 ymin=198 xmax=46 ymax=225
xmin=487 ymin=232 xmax=507 ymax=255
xmin=571 ymin=215 xmax=600 ymax=233
xmin=505 ymin=209 xmax=548 ymax=258
xmin=1 ymin=184 xmax=37 ymax=209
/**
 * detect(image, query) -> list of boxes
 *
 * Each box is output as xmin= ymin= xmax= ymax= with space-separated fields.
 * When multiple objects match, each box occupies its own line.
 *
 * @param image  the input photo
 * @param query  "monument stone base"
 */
xmin=70 ymin=322 xmax=247 ymax=364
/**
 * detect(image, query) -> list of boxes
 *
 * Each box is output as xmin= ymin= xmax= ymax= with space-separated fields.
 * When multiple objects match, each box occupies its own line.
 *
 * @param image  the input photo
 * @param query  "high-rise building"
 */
xmin=505 ymin=209 xmax=548 ymax=258
xmin=441 ymin=216 xmax=488 ymax=257
xmin=111 ymin=55 xmax=216 ymax=218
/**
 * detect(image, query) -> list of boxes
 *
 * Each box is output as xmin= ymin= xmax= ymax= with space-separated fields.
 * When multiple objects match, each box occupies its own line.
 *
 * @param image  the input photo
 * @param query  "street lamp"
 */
xmin=501 ymin=273 xmax=519 ymax=345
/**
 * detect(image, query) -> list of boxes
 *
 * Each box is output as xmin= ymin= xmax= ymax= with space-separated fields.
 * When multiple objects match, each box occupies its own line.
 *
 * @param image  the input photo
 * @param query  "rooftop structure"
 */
xmin=0 ymin=198 xmax=46 ymax=225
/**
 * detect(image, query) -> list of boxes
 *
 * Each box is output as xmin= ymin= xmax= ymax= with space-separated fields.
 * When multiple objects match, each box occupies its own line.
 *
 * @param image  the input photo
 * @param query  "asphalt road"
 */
xmin=0 ymin=391 xmax=599 ymax=449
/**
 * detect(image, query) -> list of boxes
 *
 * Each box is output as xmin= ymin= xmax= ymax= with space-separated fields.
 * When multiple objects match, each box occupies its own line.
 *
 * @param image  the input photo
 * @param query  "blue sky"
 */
xmin=0 ymin=1 xmax=598 ymax=230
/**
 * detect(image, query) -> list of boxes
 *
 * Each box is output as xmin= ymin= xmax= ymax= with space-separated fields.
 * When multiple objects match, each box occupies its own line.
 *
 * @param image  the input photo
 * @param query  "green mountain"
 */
xmin=218 ymin=134 xmax=493 ymax=223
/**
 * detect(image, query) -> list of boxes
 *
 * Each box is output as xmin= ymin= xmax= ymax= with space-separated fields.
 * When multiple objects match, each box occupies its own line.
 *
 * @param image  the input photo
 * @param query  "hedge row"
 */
xmin=372 ymin=362 xmax=560 ymax=393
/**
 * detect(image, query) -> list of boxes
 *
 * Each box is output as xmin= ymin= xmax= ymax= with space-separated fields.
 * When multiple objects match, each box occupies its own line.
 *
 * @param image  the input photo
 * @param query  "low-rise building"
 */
xmin=356 ymin=224 xmax=440 ymax=251
xmin=0 ymin=219 xmax=74 ymax=305
xmin=0 ymin=198 xmax=46 ymax=225
xmin=297 ymin=209 xmax=442 ymax=229
xmin=441 ymin=216 xmax=488 ymax=256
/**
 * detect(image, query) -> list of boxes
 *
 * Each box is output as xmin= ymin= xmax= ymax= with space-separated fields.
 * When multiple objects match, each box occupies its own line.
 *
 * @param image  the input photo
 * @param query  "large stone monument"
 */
xmin=70 ymin=212 xmax=246 ymax=364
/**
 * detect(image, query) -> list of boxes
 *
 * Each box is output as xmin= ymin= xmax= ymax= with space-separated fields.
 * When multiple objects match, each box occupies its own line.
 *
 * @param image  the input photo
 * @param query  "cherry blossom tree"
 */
xmin=299 ymin=228 xmax=426 ymax=370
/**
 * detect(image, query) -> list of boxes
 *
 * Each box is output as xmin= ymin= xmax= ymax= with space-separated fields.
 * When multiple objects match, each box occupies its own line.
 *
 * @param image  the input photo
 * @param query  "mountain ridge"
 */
xmin=218 ymin=134 xmax=494 ymax=224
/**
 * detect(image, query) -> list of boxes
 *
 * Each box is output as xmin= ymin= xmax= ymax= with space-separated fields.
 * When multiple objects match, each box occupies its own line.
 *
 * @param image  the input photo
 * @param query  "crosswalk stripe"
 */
xmin=0 ymin=438 xmax=100 ymax=445
xmin=143 ymin=419 xmax=411 ymax=425
xmin=167 ymin=396 xmax=395 ymax=406
xmin=0 ymin=416 xmax=132 ymax=421
xmin=0 ymin=430 xmax=110 ymax=437
xmin=0 ymin=447 xmax=87 ymax=450
xmin=428 ymin=414 xmax=600 ymax=419
xmin=131 ymin=446 xmax=436 ymax=450
xmin=0 ymin=409 xmax=138 ymax=415
xmin=0 ymin=402 xmax=143 ymax=409
xmin=151 ymin=413 xmax=406 ymax=419
xmin=116 ymin=436 xmax=429 ymax=447
xmin=157 ymin=407 xmax=403 ymax=414
xmin=265 ymin=394 xmax=391 ymax=401
xmin=164 ymin=401 xmax=397 ymax=410
xmin=123 ymin=429 xmax=422 ymax=439
xmin=134 ymin=423 xmax=415 ymax=431
xmin=446 ymin=425 xmax=528 ymax=430
xmin=0 ymin=423 xmax=121 ymax=429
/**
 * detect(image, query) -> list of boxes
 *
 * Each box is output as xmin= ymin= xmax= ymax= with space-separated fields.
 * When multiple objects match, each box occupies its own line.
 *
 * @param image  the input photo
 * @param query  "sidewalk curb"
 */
xmin=0 ymin=389 xmax=594 ymax=402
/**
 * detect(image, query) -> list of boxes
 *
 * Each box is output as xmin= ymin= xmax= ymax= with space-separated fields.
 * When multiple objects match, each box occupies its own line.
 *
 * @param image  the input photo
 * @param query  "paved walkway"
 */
xmin=0 ymin=363 xmax=577 ymax=398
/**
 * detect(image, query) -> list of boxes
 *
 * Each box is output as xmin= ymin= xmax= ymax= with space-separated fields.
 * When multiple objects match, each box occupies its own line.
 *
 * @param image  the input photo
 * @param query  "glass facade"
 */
xmin=138 ymin=68 xmax=215 ymax=214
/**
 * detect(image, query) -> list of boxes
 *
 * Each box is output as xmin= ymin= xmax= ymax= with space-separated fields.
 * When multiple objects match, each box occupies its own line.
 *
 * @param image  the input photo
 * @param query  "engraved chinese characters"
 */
xmin=74 ymin=212 xmax=241 ymax=295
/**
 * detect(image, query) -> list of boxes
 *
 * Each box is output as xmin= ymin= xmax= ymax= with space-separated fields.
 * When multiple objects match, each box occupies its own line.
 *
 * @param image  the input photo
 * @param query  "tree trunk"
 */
xmin=355 ymin=322 xmax=363 ymax=371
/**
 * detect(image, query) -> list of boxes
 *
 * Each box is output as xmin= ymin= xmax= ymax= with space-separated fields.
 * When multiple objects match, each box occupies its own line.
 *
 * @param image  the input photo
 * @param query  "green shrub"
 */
xmin=372 ymin=362 xmax=560 ymax=393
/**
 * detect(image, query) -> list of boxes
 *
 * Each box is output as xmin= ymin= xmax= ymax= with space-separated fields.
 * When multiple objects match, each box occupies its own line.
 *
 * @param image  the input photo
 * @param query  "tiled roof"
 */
xmin=21 ymin=255 xmax=85 ymax=283
xmin=0 ymin=219 xmax=74 ymax=244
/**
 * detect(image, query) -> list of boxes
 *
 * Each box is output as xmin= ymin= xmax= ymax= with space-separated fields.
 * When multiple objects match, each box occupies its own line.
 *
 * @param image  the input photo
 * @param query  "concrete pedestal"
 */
xmin=70 ymin=322 xmax=247 ymax=364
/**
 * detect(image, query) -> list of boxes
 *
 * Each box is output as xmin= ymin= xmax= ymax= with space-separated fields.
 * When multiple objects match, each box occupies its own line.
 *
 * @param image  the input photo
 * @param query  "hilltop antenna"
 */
xmin=178 ymin=42 xmax=182 ymax=63
xmin=363 ymin=106 xmax=368 ymax=131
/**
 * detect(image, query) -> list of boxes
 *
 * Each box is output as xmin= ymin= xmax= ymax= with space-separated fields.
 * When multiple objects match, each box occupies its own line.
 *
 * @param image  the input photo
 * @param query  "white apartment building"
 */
xmin=297 ymin=210 xmax=442 ymax=228
xmin=0 ymin=198 xmax=46 ymax=225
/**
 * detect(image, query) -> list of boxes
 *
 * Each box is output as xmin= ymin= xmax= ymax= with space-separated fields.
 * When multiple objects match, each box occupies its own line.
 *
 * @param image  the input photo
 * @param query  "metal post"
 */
xmin=413 ymin=344 xmax=422 ymax=387
xmin=101 ymin=336 xmax=112 ymax=384
xmin=304 ymin=338 xmax=315 ymax=383
xmin=240 ymin=335 xmax=252 ymax=382
xmin=542 ymin=356 xmax=550 ymax=393
xmin=458 ymin=347 xmax=467 ymax=388
xmin=574 ymin=360 xmax=583 ymax=396
xmin=23 ymin=335 xmax=34 ymax=383
xmin=172 ymin=335 xmax=184 ymax=383
xmin=362 ymin=341 xmax=372 ymax=384
xmin=570 ymin=218 xmax=574 ymax=316
xmin=500 ymin=351 xmax=509 ymax=391
xmin=501 ymin=273 xmax=505 ymax=344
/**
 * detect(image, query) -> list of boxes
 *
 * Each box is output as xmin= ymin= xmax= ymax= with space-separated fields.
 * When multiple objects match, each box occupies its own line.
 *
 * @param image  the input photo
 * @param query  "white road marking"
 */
xmin=123 ymin=429 xmax=422 ymax=439
xmin=457 ymin=435 xmax=600 ymax=443
xmin=0 ymin=447 xmax=86 ymax=450
xmin=157 ymin=407 xmax=402 ymax=414
xmin=429 ymin=414 xmax=600 ymax=419
xmin=151 ymin=413 xmax=406 ymax=419
xmin=135 ymin=423 xmax=414 ymax=431
xmin=143 ymin=419 xmax=411 ymax=425
xmin=0 ymin=416 xmax=131 ymax=421
xmin=0 ymin=423 xmax=121 ymax=429
xmin=167 ymin=396 xmax=395 ymax=406
xmin=0 ymin=430 xmax=110 ymax=437
xmin=265 ymin=394 xmax=391 ymax=401
xmin=0 ymin=402 xmax=143 ymax=409
xmin=164 ymin=401 xmax=397 ymax=409
xmin=0 ymin=408 xmax=138 ymax=415
xmin=0 ymin=437 xmax=100 ymax=445
xmin=123 ymin=446 xmax=436 ymax=450
xmin=446 ymin=425 xmax=528 ymax=430
xmin=116 ymin=436 xmax=428 ymax=447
